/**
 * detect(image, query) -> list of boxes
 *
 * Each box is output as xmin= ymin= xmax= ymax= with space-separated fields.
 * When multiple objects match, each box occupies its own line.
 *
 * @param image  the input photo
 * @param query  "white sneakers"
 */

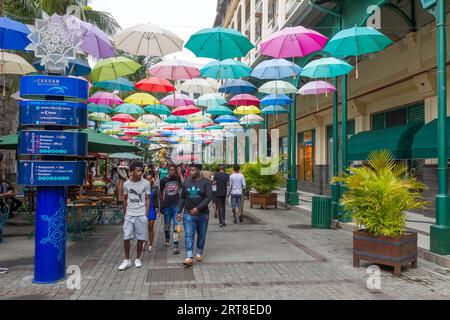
xmin=134 ymin=259 xmax=142 ymax=268
xmin=118 ymin=259 xmax=131 ymax=271
xmin=148 ymin=245 xmax=152 ymax=252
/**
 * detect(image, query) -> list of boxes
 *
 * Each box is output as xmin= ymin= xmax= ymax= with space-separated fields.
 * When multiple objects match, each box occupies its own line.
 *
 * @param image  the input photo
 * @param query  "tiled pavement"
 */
xmin=1 ymin=204 xmax=450 ymax=300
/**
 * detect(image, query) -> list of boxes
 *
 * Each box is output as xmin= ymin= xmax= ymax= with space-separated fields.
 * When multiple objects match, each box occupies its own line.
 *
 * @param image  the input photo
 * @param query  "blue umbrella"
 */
xmin=0 ymin=17 xmax=31 ymax=50
xmin=261 ymin=105 xmax=288 ymax=114
xmin=218 ymin=79 xmax=256 ymax=94
xmin=251 ymin=59 xmax=301 ymax=80
xmin=33 ymin=58 xmax=91 ymax=76
xmin=94 ymin=77 xmax=135 ymax=91
xmin=215 ymin=115 xmax=239 ymax=123
xmin=88 ymin=103 xmax=113 ymax=114
xmin=260 ymin=94 xmax=292 ymax=106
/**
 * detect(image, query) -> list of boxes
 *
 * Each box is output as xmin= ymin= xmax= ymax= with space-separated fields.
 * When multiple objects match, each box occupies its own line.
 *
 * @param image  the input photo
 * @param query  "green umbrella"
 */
xmin=88 ymin=103 xmax=113 ymax=114
xmin=258 ymin=80 xmax=297 ymax=95
xmin=323 ymin=26 xmax=393 ymax=78
xmin=165 ymin=115 xmax=187 ymax=124
xmin=300 ymin=57 xmax=353 ymax=79
xmin=89 ymin=112 xmax=111 ymax=122
xmin=205 ymin=105 xmax=233 ymax=116
xmin=94 ymin=77 xmax=135 ymax=91
xmin=114 ymin=103 xmax=144 ymax=115
xmin=0 ymin=133 xmax=18 ymax=149
xmin=200 ymin=58 xmax=251 ymax=79
xmin=195 ymin=93 xmax=227 ymax=108
xmin=185 ymin=27 xmax=254 ymax=60
xmin=108 ymin=152 xmax=143 ymax=160
xmin=144 ymin=104 xmax=171 ymax=116
xmin=90 ymin=56 xmax=141 ymax=82
xmin=205 ymin=124 xmax=224 ymax=130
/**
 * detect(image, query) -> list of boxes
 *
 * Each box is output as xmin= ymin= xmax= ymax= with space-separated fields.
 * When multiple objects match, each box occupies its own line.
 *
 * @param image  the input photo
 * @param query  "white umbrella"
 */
xmin=239 ymin=114 xmax=264 ymax=123
xmin=113 ymin=23 xmax=184 ymax=57
xmin=258 ymin=80 xmax=297 ymax=95
xmin=138 ymin=114 xmax=162 ymax=124
xmin=148 ymin=59 xmax=202 ymax=80
xmin=178 ymin=78 xmax=218 ymax=95
xmin=0 ymin=51 xmax=36 ymax=96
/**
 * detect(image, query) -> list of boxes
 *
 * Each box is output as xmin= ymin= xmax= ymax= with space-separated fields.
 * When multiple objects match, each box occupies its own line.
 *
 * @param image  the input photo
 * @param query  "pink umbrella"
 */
xmin=229 ymin=94 xmax=260 ymax=107
xmin=88 ymin=92 xmax=123 ymax=106
xmin=112 ymin=113 xmax=136 ymax=123
xmin=298 ymin=81 xmax=336 ymax=95
xmin=149 ymin=59 xmax=201 ymax=80
xmin=161 ymin=93 xmax=194 ymax=107
xmin=260 ymin=26 xmax=328 ymax=58
xmin=172 ymin=105 xmax=201 ymax=116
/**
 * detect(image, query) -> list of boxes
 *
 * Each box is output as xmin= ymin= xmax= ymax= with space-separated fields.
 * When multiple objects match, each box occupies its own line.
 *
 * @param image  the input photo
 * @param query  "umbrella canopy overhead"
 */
xmin=218 ymin=79 xmax=256 ymax=94
xmin=112 ymin=113 xmax=136 ymax=123
xmin=114 ymin=23 xmax=184 ymax=57
xmin=90 ymin=56 xmax=141 ymax=82
xmin=298 ymin=80 xmax=336 ymax=95
xmin=138 ymin=114 xmax=161 ymax=124
xmin=0 ymin=16 xmax=31 ymax=50
xmin=185 ymin=27 xmax=254 ymax=60
xmin=215 ymin=115 xmax=239 ymax=123
xmin=114 ymin=103 xmax=144 ymax=115
xmin=261 ymin=105 xmax=288 ymax=114
xmin=234 ymin=105 xmax=261 ymax=115
xmin=88 ymin=103 xmax=113 ymax=114
xmin=205 ymin=105 xmax=233 ymax=116
xmin=200 ymin=58 xmax=251 ymax=79
xmin=251 ymin=58 xmax=301 ymax=80
xmin=149 ymin=59 xmax=201 ymax=80
xmin=94 ymin=77 xmax=135 ymax=91
xmin=195 ymin=93 xmax=227 ymax=108
xmin=135 ymin=77 xmax=176 ymax=93
xmin=88 ymin=92 xmax=123 ymax=106
xmin=300 ymin=57 xmax=353 ymax=79
xmin=260 ymin=26 xmax=328 ymax=58
xmin=89 ymin=112 xmax=111 ymax=122
xmin=144 ymin=104 xmax=171 ymax=115
xmin=80 ymin=22 xmax=115 ymax=58
xmin=178 ymin=78 xmax=218 ymax=94
xmin=33 ymin=58 xmax=90 ymax=76
xmin=260 ymin=94 xmax=292 ymax=106
xmin=172 ymin=105 xmax=201 ymax=116
xmin=240 ymin=114 xmax=263 ymax=122
xmin=165 ymin=115 xmax=188 ymax=124
xmin=124 ymin=93 xmax=159 ymax=105
xmin=161 ymin=93 xmax=194 ymax=107
xmin=228 ymin=94 xmax=260 ymax=107
xmin=259 ymin=80 xmax=297 ymax=94
xmin=0 ymin=51 xmax=36 ymax=75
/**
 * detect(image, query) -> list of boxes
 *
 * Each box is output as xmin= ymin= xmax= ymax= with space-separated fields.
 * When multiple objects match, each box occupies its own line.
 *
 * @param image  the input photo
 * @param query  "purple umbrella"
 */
xmin=160 ymin=93 xmax=194 ymax=107
xmin=88 ymin=91 xmax=123 ymax=106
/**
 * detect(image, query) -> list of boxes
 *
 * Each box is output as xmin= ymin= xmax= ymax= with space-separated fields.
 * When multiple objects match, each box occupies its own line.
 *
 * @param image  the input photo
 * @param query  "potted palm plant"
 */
xmin=242 ymin=159 xmax=283 ymax=209
xmin=334 ymin=150 xmax=428 ymax=276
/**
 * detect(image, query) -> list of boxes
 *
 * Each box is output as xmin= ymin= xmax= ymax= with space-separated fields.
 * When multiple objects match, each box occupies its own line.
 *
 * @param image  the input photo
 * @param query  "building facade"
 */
xmin=214 ymin=0 xmax=450 ymax=214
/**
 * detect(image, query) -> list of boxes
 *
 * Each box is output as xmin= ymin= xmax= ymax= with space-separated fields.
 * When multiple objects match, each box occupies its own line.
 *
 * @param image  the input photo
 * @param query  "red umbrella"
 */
xmin=123 ymin=130 xmax=140 ymax=136
xmin=135 ymin=77 xmax=176 ymax=93
xmin=229 ymin=94 xmax=260 ymax=107
xmin=172 ymin=105 xmax=201 ymax=116
xmin=112 ymin=113 xmax=136 ymax=123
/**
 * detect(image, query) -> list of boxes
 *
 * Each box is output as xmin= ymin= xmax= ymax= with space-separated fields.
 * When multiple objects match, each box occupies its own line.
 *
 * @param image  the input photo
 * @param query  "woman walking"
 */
xmin=144 ymin=172 xmax=160 ymax=252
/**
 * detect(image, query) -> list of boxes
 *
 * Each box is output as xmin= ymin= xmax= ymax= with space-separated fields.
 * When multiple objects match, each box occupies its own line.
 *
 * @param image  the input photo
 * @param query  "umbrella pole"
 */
xmin=2 ymin=50 xmax=5 ymax=97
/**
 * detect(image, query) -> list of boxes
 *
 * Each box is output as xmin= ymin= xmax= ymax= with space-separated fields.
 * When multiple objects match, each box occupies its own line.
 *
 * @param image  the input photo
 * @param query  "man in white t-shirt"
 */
xmin=229 ymin=164 xmax=246 ymax=224
xmin=118 ymin=161 xmax=150 ymax=271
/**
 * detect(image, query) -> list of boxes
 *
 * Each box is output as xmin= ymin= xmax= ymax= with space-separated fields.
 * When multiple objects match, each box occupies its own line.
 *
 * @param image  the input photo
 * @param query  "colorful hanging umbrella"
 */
xmin=114 ymin=103 xmax=144 ymax=115
xmin=178 ymin=78 xmax=218 ymax=94
xmin=300 ymin=57 xmax=353 ymax=79
xmin=88 ymin=103 xmax=113 ymax=114
xmin=218 ymin=79 xmax=256 ymax=94
xmin=260 ymin=94 xmax=292 ymax=106
xmin=149 ymin=59 xmax=201 ymax=80
xmin=144 ymin=104 xmax=171 ymax=115
xmin=138 ymin=114 xmax=161 ymax=124
xmin=185 ymin=27 xmax=254 ymax=60
xmin=261 ymin=105 xmax=288 ymax=114
xmin=234 ymin=105 xmax=261 ymax=115
xmin=260 ymin=26 xmax=328 ymax=58
xmin=94 ymin=77 xmax=135 ymax=91
xmin=205 ymin=124 xmax=224 ymax=130
xmin=258 ymin=80 xmax=297 ymax=94
xmin=0 ymin=51 xmax=36 ymax=75
xmin=200 ymin=58 xmax=251 ymax=79
xmin=188 ymin=114 xmax=214 ymax=125
xmin=172 ymin=105 xmax=201 ymax=116
xmin=113 ymin=23 xmax=184 ymax=57
xmin=240 ymin=114 xmax=264 ymax=122
xmin=123 ymin=130 xmax=141 ymax=137
xmin=88 ymin=92 xmax=123 ymax=106
xmin=215 ymin=115 xmax=238 ymax=123
xmin=135 ymin=77 xmax=176 ymax=93
xmin=112 ymin=113 xmax=136 ymax=123
xmin=80 ymin=22 xmax=115 ymax=58
xmin=251 ymin=58 xmax=301 ymax=80
xmin=195 ymin=93 xmax=227 ymax=108
xmin=33 ymin=58 xmax=91 ymax=76
xmin=90 ymin=56 xmax=141 ymax=82
xmin=124 ymin=93 xmax=159 ymax=105
xmin=298 ymin=81 xmax=336 ymax=95
xmin=205 ymin=105 xmax=234 ymax=116
xmin=161 ymin=93 xmax=194 ymax=107
xmin=228 ymin=94 xmax=260 ymax=107
xmin=89 ymin=112 xmax=111 ymax=122
xmin=0 ymin=16 xmax=31 ymax=50
xmin=165 ymin=115 xmax=188 ymax=124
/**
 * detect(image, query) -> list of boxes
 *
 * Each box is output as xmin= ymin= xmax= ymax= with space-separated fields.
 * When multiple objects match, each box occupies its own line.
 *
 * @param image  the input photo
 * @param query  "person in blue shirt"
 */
xmin=144 ymin=172 xmax=160 ymax=252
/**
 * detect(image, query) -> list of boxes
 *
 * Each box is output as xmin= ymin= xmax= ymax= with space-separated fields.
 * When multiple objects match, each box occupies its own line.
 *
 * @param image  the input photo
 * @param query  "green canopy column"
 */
xmin=245 ymin=126 xmax=250 ymax=162
xmin=430 ymin=0 xmax=450 ymax=254
xmin=234 ymin=136 xmax=238 ymax=166
xmin=339 ymin=74 xmax=351 ymax=222
xmin=285 ymin=79 xmax=299 ymax=206
xmin=331 ymin=78 xmax=340 ymax=219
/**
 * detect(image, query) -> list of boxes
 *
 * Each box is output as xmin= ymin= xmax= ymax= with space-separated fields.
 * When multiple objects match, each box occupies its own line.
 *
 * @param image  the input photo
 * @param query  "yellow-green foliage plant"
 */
xmin=241 ymin=158 xmax=283 ymax=196
xmin=333 ymin=150 xmax=429 ymax=237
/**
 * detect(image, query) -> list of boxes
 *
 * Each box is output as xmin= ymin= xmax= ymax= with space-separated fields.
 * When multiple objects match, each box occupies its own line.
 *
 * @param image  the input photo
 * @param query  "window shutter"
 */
xmin=372 ymin=113 xmax=385 ymax=130
xmin=407 ymin=103 xmax=425 ymax=124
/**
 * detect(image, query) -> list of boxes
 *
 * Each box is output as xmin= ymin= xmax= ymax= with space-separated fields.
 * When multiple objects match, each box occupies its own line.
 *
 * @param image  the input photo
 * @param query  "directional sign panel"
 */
xmin=17 ymin=161 xmax=87 ymax=186
xmin=19 ymin=100 xmax=88 ymax=128
xmin=20 ymin=75 xmax=89 ymax=100
xmin=18 ymin=130 xmax=88 ymax=156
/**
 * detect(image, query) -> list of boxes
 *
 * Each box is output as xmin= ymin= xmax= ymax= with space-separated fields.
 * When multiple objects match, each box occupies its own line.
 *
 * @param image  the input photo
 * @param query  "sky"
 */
xmin=90 ymin=0 xmax=218 ymax=65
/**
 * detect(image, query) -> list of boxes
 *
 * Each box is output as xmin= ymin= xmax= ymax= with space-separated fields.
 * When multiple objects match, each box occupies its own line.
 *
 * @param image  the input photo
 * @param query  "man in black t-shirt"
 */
xmin=159 ymin=164 xmax=184 ymax=254
xmin=213 ymin=164 xmax=230 ymax=227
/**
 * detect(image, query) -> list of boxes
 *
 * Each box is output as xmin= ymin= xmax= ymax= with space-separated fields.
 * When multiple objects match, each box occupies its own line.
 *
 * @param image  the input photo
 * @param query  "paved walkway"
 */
xmin=1 ymin=203 xmax=450 ymax=300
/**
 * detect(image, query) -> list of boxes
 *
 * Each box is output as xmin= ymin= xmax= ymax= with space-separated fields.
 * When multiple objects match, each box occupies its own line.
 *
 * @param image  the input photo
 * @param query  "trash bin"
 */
xmin=311 ymin=195 xmax=332 ymax=229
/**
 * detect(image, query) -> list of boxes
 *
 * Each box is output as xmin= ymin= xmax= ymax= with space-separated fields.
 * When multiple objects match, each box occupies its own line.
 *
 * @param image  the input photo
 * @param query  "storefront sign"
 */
xmin=17 ymin=161 xmax=87 ymax=186
xmin=19 ymin=100 xmax=87 ymax=127
xmin=18 ymin=130 xmax=87 ymax=156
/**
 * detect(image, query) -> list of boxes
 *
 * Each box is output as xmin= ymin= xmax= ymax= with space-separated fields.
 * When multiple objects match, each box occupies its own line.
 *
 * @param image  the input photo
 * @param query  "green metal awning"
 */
xmin=412 ymin=117 xmax=450 ymax=159
xmin=348 ymin=123 xmax=423 ymax=161
xmin=0 ymin=133 xmax=18 ymax=150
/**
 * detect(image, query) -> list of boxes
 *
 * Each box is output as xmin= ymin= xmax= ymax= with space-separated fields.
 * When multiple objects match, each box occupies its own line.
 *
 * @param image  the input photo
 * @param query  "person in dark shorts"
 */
xmin=213 ymin=164 xmax=230 ymax=227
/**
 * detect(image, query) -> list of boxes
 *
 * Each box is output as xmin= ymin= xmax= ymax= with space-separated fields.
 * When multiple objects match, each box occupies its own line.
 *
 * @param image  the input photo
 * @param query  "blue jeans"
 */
xmin=163 ymin=206 xmax=179 ymax=246
xmin=183 ymin=212 xmax=209 ymax=259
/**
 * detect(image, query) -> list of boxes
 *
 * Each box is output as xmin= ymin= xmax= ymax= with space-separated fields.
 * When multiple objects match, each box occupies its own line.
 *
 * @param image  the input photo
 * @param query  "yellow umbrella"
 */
xmin=124 ymin=92 xmax=159 ymax=105
xmin=89 ymin=112 xmax=111 ymax=121
xmin=233 ymin=105 xmax=261 ymax=115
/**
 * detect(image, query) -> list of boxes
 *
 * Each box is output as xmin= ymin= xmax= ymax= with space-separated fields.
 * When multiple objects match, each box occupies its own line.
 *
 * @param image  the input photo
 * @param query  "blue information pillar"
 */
xmin=18 ymin=75 xmax=88 ymax=284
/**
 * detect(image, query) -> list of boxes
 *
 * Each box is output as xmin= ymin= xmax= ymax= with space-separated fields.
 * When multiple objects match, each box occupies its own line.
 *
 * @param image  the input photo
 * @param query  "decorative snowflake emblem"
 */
xmin=27 ymin=13 xmax=84 ymax=74
xmin=40 ymin=197 xmax=66 ymax=261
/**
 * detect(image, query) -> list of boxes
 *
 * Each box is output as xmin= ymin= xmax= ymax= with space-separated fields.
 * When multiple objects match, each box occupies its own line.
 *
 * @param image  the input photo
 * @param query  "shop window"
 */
xmin=371 ymin=102 xmax=424 ymax=130
xmin=298 ymin=130 xmax=315 ymax=182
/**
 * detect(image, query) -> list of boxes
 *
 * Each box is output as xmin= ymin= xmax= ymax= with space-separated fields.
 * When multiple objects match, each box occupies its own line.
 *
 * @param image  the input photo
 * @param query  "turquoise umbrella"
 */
xmin=165 ymin=115 xmax=187 ymax=124
xmin=206 ymin=105 xmax=233 ymax=116
xmin=195 ymin=93 xmax=227 ymax=108
xmin=300 ymin=57 xmax=353 ymax=79
xmin=261 ymin=105 xmax=288 ymax=114
xmin=88 ymin=103 xmax=113 ymax=114
xmin=94 ymin=77 xmax=135 ymax=91
xmin=185 ymin=27 xmax=254 ymax=60
xmin=205 ymin=124 xmax=224 ymax=130
xmin=144 ymin=104 xmax=171 ymax=115
xmin=200 ymin=58 xmax=251 ymax=79
xmin=114 ymin=103 xmax=144 ymax=115
xmin=323 ymin=26 xmax=393 ymax=78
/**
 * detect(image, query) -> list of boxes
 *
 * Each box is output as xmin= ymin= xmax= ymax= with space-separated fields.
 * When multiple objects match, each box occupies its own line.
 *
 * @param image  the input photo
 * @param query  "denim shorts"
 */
xmin=230 ymin=194 xmax=243 ymax=209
